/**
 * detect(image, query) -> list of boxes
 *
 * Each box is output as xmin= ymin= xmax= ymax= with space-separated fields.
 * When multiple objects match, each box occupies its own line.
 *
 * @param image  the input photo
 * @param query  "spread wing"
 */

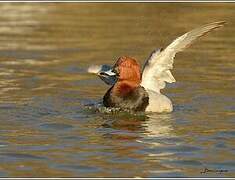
xmin=141 ymin=21 xmax=226 ymax=93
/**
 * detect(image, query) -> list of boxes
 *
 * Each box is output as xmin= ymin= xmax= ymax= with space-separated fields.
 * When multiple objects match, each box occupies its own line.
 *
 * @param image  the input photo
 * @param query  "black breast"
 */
xmin=103 ymin=86 xmax=149 ymax=112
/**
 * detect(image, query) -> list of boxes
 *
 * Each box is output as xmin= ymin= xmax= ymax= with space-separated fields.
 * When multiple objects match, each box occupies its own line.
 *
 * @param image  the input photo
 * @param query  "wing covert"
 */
xmin=141 ymin=21 xmax=226 ymax=93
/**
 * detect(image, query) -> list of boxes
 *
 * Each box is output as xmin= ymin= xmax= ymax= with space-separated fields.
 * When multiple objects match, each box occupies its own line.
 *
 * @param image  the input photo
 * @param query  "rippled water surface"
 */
xmin=0 ymin=3 xmax=234 ymax=177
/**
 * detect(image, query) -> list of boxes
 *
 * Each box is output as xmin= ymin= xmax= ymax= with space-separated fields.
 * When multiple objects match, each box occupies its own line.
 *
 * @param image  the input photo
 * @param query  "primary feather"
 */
xmin=141 ymin=21 xmax=226 ymax=93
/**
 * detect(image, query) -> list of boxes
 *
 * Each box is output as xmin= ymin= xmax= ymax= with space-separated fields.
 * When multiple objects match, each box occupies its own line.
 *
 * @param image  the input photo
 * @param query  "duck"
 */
xmin=88 ymin=21 xmax=225 ymax=113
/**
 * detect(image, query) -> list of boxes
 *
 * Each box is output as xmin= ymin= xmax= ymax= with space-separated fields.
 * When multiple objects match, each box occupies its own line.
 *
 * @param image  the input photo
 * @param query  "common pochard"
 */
xmin=88 ymin=21 xmax=225 ymax=113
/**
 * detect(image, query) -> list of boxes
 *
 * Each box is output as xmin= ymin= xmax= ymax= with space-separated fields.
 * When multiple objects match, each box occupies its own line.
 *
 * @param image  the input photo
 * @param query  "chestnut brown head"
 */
xmin=113 ymin=56 xmax=141 ymax=84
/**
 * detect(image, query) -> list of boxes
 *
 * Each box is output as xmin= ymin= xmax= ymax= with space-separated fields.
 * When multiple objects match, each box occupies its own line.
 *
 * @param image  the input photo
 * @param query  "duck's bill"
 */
xmin=87 ymin=64 xmax=117 ymax=86
xmin=99 ymin=69 xmax=116 ymax=76
xmin=87 ymin=65 xmax=104 ymax=74
xmin=88 ymin=64 xmax=114 ymax=74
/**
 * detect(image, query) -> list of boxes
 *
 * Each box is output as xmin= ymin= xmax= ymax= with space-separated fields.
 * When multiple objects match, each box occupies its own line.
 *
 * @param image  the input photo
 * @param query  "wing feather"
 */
xmin=141 ymin=21 xmax=226 ymax=93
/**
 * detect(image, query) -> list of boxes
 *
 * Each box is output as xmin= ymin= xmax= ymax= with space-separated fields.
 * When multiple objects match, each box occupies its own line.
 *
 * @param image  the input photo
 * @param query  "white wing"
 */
xmin=141 ymin=21 xmax=226 ymax=93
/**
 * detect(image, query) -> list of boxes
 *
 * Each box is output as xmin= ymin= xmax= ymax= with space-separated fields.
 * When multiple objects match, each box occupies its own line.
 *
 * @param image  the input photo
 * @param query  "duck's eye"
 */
xmin=113 ymin=67 xmax=119 ymax=76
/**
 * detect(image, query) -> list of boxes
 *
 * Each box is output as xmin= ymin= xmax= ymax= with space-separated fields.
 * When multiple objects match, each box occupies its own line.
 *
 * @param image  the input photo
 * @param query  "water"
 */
xmin=0 ymin=3 xmax=234 ymax=177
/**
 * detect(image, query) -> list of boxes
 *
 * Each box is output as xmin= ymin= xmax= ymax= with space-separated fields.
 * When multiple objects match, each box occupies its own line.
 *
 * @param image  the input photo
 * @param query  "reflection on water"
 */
xmin=0 ymin=2 xmax=234 ymax=177
xmin=144 ymin=113 xmax=175 ymax=138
